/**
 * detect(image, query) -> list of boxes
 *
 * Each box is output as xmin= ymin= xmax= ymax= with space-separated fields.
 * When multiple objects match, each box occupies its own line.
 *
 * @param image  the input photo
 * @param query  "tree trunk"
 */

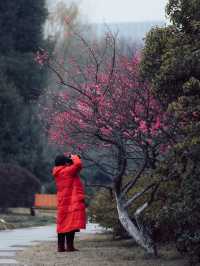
xmin=115 ymin=194 xmax=156 ymax=255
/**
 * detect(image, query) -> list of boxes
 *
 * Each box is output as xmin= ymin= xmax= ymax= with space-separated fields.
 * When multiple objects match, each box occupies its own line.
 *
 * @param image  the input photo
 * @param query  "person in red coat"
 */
xmin=52 ymin=154 xmax=86 ymax=252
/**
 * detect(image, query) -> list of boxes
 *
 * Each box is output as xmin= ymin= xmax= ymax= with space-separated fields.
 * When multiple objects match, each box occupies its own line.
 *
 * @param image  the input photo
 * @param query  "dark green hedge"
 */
xmin=0 ymin=163 xmax=41 ymax=209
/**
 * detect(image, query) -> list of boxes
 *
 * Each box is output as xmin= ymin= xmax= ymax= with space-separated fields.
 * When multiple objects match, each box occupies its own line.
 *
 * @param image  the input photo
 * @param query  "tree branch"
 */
xmin=121 ymin=158 xmax=148 ymax=198
xmin=123 ymin=182 xmax=157 ymax=209
xmin=134 ymin=182 xmax=160 ymax=217
xmin=46 ymin=60 xmax=93 ymax=101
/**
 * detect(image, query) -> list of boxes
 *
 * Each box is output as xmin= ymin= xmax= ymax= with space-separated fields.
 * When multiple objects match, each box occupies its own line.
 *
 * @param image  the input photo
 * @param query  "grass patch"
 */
xmin=0 ymin=213 xmax=55 ymax=230
xmin=17 ymin=234 xmax=188 ymax=266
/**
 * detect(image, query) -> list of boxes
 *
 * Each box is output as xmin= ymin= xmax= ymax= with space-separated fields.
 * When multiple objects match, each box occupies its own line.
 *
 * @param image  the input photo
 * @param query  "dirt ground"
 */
xmin=16 ymin=233 xmax=189 ymax=266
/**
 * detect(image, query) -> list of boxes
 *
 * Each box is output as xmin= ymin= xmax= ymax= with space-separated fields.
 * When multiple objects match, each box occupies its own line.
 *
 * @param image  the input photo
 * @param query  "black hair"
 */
xmin=54 ymin=155 xmax=73 ymax=166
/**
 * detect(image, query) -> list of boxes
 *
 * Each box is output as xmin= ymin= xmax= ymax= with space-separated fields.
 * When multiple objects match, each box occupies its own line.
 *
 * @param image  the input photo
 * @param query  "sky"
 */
xmin=48 ymin=0 xmax=168 ymax=23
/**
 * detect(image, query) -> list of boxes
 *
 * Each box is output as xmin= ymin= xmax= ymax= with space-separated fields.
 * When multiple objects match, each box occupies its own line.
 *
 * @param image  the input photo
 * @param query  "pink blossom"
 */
xmin=35 ymin=50 xmax=49 ymax=66
xmin=100 ymin=127 xmax=112 ymax=136
xmin=41 ymin=42 xmax=170 ymax=158
xmin=139 ymin=120 xmax=148 ymax=133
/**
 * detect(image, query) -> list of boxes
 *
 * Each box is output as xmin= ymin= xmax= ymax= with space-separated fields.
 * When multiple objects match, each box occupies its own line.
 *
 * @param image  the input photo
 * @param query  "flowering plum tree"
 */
xmin=37 ymin=32 xmax=174 ymax=255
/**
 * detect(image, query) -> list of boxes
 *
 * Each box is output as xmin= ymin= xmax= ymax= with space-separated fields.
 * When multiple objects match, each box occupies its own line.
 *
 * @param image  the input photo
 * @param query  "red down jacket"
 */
xmin=52 ymin=155 xmax=86 ymax=233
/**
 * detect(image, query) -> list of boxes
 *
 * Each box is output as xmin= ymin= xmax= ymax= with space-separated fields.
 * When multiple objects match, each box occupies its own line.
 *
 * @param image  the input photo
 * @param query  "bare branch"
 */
xmin=134 ymin=182 xmax=160 ymax=217
xmin=81 ymin=153 xmax=115 ymax=177
xmin=135 ymin=202 xmax=148 ymax=217
xmin=103 ymin=35 xmax=116 ymax=97
xmin=85 ymin=182 xmax=112 ymax=190
xmin=121 ymin=158 xmax=148 ymax=198
xmin=46 ymin=60 xmax=92 ymax=100
xmin=123 ymin=182 xmax=156 ymax=209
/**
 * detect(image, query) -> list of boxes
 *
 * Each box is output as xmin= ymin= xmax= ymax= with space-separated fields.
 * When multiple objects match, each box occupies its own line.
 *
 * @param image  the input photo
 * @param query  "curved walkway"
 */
xmin=0 ymin=223 xmax=104 ymax=265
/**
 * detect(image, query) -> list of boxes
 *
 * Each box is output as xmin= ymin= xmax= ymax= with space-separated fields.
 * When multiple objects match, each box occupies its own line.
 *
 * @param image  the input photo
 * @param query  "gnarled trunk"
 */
xmin=115 ymin=194 xmax=156 ymax=255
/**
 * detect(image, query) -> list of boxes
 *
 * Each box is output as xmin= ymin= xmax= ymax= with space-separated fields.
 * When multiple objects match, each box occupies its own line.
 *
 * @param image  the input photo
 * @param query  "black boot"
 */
xmin=65 ymin=231 xmax=79 ymax=252
xmin=57 ymin=233 xmax=66 ymax=252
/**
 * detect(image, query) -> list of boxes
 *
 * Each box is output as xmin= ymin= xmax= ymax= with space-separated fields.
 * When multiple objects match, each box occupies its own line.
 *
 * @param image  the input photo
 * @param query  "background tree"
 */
xmin=0 ymin=0 xmax=52 ymax=183
xmin=0 ymin=0 xmax=48 ymax=102
xmin=140 ymin=0 xmax=200 ymax=263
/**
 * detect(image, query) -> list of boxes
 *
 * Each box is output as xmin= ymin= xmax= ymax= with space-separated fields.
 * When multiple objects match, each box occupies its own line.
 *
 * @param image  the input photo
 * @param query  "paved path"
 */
xmin=0 ymin=223 xmax=104 ymax=265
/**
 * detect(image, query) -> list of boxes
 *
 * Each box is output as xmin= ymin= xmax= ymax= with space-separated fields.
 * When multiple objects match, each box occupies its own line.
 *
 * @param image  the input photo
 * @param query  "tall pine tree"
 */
xmin=0 ymin=0 xmax=48 ymax=102
xmin=0 ymin=1 xmax=52 ymax=183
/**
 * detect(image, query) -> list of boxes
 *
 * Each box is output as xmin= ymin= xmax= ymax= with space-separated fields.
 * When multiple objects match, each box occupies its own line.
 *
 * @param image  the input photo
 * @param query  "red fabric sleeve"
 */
xmin=63 ymin=155 xmax=82 ymax=176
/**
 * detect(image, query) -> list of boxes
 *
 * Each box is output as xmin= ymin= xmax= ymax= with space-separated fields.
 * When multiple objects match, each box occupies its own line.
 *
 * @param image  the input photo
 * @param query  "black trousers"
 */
xmin=57 ymin=230 xmax=75 ymax=250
